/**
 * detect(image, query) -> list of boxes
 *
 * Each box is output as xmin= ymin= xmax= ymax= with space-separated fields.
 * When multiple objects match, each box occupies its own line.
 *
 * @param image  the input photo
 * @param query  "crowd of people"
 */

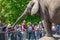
xmin=0 ymin=20 xmax=60 ymax=40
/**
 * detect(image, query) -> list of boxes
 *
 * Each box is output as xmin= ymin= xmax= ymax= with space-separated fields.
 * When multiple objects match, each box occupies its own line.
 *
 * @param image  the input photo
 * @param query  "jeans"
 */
xmin=52 ymin=30 xmax=56 ymax=34
xmin=42 ymin=32 xmax=45 ymax=37
xmin=11 ymin=37 xmax=17 ymax=40
xmin=57 ymin=30 xmax=60 ymax=34
xmin=22 ymin=31 xmax=26 ymax=40
xmin=18 ymin=32 xmax=22 ymax=40
xmin=5 ymin=32 xmax=8 ymax=40
xmin=28 ymin=31 xmax=34 ymax=40
xmin=11 ymin=32 xmax=17 ymax=40
xmin=35 ymin=32 xmax=40 ymax=40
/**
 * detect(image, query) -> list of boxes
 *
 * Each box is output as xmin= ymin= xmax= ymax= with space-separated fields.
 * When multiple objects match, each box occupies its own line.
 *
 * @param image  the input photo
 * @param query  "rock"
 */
xmin=40 ymin=36 xmax=55 ymax=40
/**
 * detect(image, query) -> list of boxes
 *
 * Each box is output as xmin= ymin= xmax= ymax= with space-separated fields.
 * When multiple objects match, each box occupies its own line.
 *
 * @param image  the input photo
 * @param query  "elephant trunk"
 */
xmin=12 ymin=8 xmax=29 ymax=27
xmin=12 ymin=1 xmax=35 ymax=27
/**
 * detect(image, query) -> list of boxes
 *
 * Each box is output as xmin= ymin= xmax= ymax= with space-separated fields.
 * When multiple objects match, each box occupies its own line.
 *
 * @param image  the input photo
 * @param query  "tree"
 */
xmin=0 ymin=0 xmax=40 ymax=25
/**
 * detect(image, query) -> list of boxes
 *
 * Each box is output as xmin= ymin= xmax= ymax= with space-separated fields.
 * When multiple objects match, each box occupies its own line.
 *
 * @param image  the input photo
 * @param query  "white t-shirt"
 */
xmin=28 ymin=26 xmax=32 ymax=31
xmin=52 ymin=25 xmax=57 ymax=31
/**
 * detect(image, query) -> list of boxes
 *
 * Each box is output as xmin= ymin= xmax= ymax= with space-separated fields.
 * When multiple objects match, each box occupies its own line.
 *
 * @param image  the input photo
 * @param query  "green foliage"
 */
xmin=0 ymin=0 xmax=41 ymax=25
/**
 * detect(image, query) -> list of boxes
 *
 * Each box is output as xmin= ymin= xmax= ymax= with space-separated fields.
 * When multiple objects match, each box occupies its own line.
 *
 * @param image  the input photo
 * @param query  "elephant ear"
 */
xmin=31 ymin=0 xmax=39 ymax=15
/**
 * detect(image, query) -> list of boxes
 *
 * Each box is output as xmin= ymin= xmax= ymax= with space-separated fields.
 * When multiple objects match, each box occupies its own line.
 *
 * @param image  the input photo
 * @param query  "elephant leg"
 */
xmin=43 ymin=19 xmax=52 ymax=37
xmin=42 ymin=7 xmax=52 ymax=37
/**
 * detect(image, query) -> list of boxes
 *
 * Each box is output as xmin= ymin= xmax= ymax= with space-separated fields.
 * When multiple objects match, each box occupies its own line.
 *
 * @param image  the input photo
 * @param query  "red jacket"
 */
xmin=22 ymin=23 xmax=27 ymax=31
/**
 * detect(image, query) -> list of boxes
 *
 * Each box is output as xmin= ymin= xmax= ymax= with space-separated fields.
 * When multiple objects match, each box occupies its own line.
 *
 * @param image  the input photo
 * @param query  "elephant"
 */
xmin=39 ymin=0 xmax=60 ymax=37
xmin=12 ymin=0 xmax=60 ymax=37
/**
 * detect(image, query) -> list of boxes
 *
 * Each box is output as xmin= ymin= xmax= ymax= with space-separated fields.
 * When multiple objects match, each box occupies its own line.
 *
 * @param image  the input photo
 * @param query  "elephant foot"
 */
xmin=40 ymin=36 xmax=55 ymax=40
